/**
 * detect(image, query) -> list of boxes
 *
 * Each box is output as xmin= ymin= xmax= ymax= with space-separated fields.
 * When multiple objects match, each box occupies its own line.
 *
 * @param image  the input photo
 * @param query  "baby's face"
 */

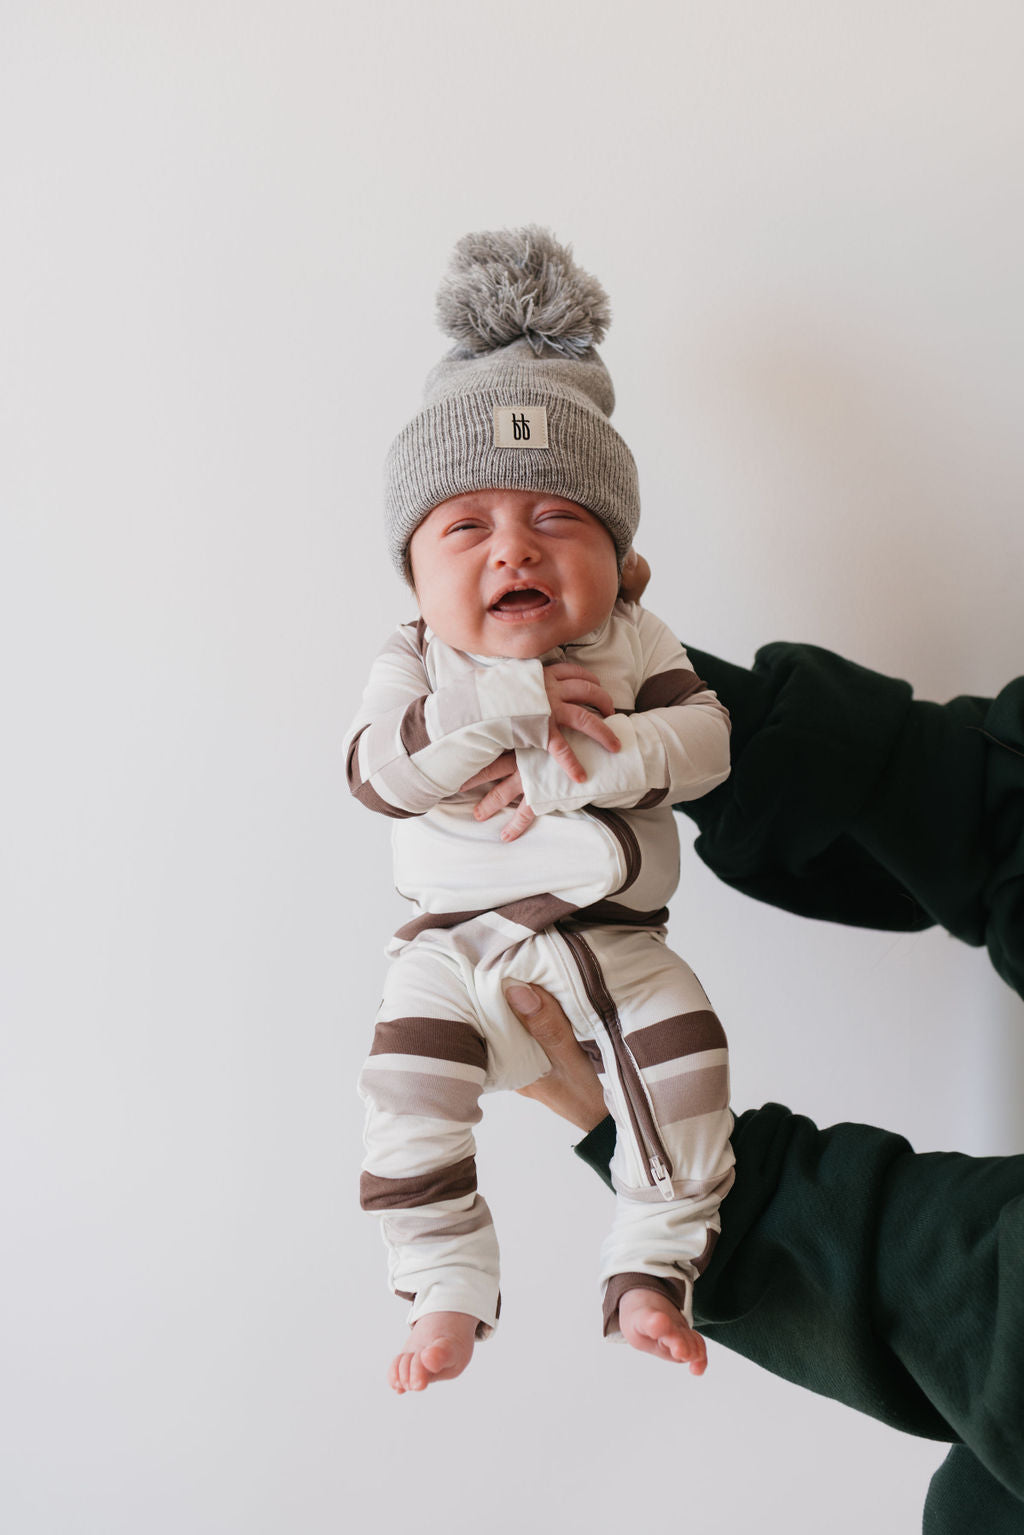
xmin=408 ymin=489 xmax=619 ymax=659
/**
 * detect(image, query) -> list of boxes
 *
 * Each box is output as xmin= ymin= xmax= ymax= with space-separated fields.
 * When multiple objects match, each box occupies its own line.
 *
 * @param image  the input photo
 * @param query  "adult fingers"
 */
xmin=507 ymin=982 xmax=607 ymax=1131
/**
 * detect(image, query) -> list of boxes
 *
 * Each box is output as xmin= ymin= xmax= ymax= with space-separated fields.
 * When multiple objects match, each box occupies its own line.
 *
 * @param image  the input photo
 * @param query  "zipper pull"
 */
xmin=650 ymin=1155 xmax=675 ymax=1202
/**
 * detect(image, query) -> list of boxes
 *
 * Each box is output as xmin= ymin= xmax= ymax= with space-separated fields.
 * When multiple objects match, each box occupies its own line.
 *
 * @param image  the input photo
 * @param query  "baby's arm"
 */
xmin=460 ymin=658 xmax=623 ymax=839
xmin=345 ymin=628 xmax=618 ymax=819
xmin=512 ymin=611 xmax=731 ymax=818
xmin=344 ymin=625 xmax=551 ymax=818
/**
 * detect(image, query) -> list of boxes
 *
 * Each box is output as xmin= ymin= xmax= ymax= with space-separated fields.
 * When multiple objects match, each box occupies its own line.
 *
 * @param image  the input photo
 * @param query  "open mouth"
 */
xmin=488 ymin=585 xmax=555 ymax=618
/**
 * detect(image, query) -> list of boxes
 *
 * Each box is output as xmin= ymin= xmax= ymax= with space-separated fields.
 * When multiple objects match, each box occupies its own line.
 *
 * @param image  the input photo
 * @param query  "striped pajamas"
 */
xmin=346 ymin=600 xmax=734 ymax=1337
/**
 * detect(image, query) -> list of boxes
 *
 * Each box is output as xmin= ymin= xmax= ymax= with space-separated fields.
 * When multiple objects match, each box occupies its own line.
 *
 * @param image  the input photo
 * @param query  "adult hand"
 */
xmin=618 ymin=547 xmax=651 ymax=604
xmin=543 ymin=661 xmax=619 ymax=784
xmin=507 ymin=982 xmax=607 ymax=1132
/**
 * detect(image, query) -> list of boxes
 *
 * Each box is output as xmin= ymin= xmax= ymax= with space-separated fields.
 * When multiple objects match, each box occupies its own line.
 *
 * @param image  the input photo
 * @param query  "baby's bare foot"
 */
xmin=618 ymin=1287 xmax=707 ymax=1376
xmin=388 ymin=1310 xmax=479 ymax=1394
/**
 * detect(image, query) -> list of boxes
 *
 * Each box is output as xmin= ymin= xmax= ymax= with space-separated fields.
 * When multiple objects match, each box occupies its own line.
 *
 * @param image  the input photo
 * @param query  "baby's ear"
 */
xmin=618 ymin=548 xmax=651 ymax=603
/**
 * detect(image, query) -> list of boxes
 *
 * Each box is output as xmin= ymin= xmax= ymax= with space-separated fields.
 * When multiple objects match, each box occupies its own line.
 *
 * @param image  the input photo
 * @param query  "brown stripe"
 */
xmin=587 ymin=808 xmax=641 ymax=893
xmin=648 ymin=1063 xmax=730 ymax=1126
xmin=360 ymin=1067 xmax=483 ymax=1123
xmin=602 ymin=1271 xmax=690 ymax=1336
xmin=571 ymin=901 xmax=669 ymax=927
xmin=354 ymin=779 xmax=418 ymax=819
xmin=633 ymin=787 xmax=668 ymax=809
xmin=414 ymin=617 xmax=428 ymax=655
xmin=579 ymin=1039 xmax=605 ymax=1073
xmin=399 ymin=695 xmax=430 ymax=755
xmin=395 ymin=895 xmax=581 ymax=942
xmin=347 ymin=724 xmax=418 ymax=819
xmin=345 ymin=726 xmax=366 ymax=792
xmin=383 ymin=1202 xmax=493 ymax=1242
xmin=493 ymin=894 xmax=578 ymax=931
xmin=635 ymin=669 xmax=708 ymax=712
xmin=370 ymin=1017 xmax=486 ymax=1069
xmin=394 ymin=907 xmax=488 ymax=942
xmin=627 ymin=1010 xmax=727 ymax=1069
xmin=360 ymin=1153 xmax=477 ymax=1211
xmin=693 ymin=1228 xmax=719 ymax=1276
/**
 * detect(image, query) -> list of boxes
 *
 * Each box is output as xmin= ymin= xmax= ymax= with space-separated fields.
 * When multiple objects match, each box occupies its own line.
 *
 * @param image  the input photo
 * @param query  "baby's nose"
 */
xmin=490 ymin=529 xmax=540 ymax=566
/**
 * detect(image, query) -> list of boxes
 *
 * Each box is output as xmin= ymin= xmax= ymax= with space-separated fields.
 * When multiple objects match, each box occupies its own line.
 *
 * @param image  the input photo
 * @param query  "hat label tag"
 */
xmin=493 ymin=406 xmax=549 ymax=449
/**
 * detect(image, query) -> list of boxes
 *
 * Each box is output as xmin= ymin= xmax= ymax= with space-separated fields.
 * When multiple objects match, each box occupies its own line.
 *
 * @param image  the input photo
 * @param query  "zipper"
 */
xmin=556 ymin=924 xmax=675 ymax=1201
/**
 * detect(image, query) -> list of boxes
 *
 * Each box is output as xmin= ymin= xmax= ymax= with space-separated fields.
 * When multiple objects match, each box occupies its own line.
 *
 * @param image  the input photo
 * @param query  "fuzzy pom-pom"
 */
xmin=436 ymin=226 xmax=611 ymax=360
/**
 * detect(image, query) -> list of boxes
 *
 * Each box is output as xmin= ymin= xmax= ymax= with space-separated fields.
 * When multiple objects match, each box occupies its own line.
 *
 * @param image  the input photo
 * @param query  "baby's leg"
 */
xmin=571 ymin=928 xmax=733 ymax=1363
xmin=359 ymin=944 xmax=499 ymax=1385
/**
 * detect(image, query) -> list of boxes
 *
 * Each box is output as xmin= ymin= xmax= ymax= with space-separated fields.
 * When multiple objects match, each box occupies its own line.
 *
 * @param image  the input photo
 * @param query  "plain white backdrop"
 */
xmin=3 ymin=4 xmax=1023 ymax=1531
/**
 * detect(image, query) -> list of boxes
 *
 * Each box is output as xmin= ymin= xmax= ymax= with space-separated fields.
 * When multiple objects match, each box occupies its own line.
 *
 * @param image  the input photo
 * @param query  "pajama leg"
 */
xmin=358 ymin=943 xmax=500 ymax=1335
xmin=558 ymin=926 xmax=734 ymax=1334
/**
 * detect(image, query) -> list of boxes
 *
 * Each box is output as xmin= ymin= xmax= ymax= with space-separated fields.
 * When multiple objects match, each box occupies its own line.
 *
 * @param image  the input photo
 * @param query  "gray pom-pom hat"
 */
xmin=384 ymin=226 xmax=640 ymax=579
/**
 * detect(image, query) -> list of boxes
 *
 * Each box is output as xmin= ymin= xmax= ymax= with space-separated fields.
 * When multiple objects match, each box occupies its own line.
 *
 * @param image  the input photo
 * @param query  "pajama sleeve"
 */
xmin=516 ymin=609 xmax=731 ymax=815
xmin=344 ymin=623 xmax=552 ymax=817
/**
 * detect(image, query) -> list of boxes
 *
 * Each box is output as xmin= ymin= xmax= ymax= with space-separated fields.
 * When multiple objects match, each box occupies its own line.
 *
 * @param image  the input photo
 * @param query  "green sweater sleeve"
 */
xmin=679 ymin=642 xmax=1024 ymax=1001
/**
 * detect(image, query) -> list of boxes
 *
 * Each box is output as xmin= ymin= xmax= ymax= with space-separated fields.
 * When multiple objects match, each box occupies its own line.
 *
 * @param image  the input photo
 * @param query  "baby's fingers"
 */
xmin=546 ymin=724 xmax=586 ymax=783
xmin=460 ymin=752 xmax=516 ymax=792
xmin=473 ymin=769 xmax=524 ymax=821
xmin=553 ymin=703 xmax=621 ymax=754
xmin=500 ymin=801 xmax=536 ymax=842
xmin=554 ymin=676 xmax=615 ymax=717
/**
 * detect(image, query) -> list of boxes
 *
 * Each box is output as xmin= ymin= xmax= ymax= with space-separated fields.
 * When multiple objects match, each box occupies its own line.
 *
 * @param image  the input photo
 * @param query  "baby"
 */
xmin=346 ymin=228 xmax=734 ymax=1393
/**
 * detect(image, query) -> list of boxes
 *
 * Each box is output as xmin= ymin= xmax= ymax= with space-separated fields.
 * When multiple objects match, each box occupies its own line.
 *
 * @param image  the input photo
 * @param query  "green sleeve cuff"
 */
xmin=573 ymin=1116 xmax=616 ymax=1191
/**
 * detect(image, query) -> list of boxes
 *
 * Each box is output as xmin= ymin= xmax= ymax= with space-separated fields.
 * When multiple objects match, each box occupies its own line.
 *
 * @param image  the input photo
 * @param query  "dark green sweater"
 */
xmin=680 ymin=642 xmax=1024 ymax=1001
xmin=577 ymin=643 xmax=1024 ymax=1523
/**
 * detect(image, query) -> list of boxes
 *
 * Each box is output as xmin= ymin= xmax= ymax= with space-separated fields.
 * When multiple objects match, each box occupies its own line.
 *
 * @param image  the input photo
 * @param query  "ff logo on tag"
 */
xmin=493 ymin=406 xmax=549 ymax=449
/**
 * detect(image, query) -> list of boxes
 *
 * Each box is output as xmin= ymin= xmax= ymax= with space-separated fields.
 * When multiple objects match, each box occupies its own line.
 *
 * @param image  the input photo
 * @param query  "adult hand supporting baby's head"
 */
xmin=508 ymin=984 xmax=607 ymax=1133
xmin=618 ymin=548 xmax=651 ymax=604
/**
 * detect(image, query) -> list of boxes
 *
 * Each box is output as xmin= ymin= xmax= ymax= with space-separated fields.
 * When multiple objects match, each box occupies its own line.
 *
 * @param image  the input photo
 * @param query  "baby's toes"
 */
xmin=663 ymin=1330 xmax=695 ymax=1362
xmin=639 ymin=1307 xmax=678 ymax=1345
xmin=419 ymin=1337 xmax=458 ymax=1379
xmin=676 ymin=1331 xmax=707 ymax=1373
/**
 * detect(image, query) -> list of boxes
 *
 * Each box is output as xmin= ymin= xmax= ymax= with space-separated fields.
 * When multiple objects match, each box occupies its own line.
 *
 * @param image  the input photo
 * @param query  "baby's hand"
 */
xmin=543 ymin=662 xmax=619 ymax=784
xmin=461 ymin=754 xmax=536 ymax=841
xmin=388 ymin=1310 xmax=479 ymax=1394
xmin=617 ymin=1288 xmax=707 ymax=1376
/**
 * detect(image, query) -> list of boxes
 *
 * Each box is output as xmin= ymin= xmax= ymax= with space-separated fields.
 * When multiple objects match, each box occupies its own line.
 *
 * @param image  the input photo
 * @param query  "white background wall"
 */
xmin=4 ymin=4 xmax=1023 ymax=1531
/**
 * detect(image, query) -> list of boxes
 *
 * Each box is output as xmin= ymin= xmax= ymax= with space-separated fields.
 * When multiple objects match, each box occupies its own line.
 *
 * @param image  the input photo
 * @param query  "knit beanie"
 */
xmin=384 ymin=226 xmax=640 ymax=579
